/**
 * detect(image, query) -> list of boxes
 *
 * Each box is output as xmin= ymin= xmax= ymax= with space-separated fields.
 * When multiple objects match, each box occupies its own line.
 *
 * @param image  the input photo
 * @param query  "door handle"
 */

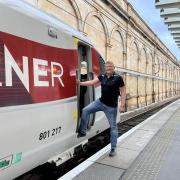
xmin=76 ymin=69 xmax=81 ymax=132
xmin=76 ymin=69 xmax=80 ymax=80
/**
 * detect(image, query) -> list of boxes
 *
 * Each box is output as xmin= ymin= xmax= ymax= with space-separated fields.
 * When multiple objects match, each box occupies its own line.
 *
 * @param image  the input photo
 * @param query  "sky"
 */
xmin=127 ymin=0 xmax=180 ymax=60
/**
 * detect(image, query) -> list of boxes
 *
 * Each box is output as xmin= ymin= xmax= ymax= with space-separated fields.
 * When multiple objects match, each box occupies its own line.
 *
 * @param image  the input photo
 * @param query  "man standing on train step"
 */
xmin=77 ymin=61 xmax=126 ymax=157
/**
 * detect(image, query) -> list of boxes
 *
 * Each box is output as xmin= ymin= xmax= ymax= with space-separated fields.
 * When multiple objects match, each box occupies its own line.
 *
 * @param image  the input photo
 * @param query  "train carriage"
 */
xmin=0 ymin=1 xmax=119 ymax=179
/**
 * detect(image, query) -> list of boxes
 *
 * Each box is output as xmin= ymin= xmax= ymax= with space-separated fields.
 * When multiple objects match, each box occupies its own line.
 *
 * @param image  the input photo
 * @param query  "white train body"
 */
xmin=0 ymin=1 xmax=119 ymax=179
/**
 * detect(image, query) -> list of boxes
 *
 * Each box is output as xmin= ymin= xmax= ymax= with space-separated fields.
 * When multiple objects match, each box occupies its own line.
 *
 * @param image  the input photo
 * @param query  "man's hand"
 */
xmin=76 ymin=77 xmax=100 ymax=86
xmin=119 ymin=105 xmax=125 ymax=113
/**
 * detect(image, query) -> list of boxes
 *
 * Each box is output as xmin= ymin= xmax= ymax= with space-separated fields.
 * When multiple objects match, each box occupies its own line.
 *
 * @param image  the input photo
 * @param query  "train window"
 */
xmin=81 ymin=61 xmax=87 ymax=75
xmin=99 ymin=55 xmax=105 ymax=73
xmin=92 ymin=49 xmax=105 ymax=75
xmin=78 ymin=45 xmax=88 ymax=76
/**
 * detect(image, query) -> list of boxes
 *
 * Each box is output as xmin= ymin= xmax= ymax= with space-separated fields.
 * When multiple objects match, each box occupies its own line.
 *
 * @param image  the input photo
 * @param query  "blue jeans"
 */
xmin=79 ymin=99 xmax=118 ymax=149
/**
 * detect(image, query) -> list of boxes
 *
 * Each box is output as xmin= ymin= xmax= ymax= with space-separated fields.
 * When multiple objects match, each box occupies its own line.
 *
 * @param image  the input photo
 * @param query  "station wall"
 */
xmin=25 ymin=0 xmax=180 ymax=110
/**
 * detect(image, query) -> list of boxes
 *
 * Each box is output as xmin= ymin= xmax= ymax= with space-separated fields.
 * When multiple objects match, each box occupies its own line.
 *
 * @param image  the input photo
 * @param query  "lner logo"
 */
xmin=0 ymin=45 xmax=65 ymax=92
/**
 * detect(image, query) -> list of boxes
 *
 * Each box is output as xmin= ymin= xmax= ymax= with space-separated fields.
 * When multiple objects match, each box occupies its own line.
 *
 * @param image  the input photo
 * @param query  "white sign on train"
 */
xmin=0 ymin=45 xmax=65 ymax=92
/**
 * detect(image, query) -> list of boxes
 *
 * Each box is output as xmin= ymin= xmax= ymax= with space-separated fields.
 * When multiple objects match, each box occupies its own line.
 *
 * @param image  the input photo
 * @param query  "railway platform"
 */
xmin=59 ymin=99 xmax=180 ymax=180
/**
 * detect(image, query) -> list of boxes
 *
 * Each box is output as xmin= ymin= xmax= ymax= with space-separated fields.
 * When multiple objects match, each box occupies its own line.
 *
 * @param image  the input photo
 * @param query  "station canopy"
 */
xmin=155 ymin=0 xmax=180 ymax=49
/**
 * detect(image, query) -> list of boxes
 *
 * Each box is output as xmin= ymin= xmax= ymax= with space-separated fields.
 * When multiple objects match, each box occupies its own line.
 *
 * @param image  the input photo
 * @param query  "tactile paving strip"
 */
xmin=121 ymin=109 xmax=180 ymax=180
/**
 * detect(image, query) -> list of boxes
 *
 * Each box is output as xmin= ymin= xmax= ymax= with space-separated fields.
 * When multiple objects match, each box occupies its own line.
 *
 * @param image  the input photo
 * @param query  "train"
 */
xmin=0 ymin=1 xmax=121 ymax=179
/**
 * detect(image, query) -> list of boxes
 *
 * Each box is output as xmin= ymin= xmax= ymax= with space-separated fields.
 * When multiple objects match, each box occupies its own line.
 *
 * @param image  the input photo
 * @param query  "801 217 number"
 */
xmin=39 ymin=126 xmax=61 ymax=141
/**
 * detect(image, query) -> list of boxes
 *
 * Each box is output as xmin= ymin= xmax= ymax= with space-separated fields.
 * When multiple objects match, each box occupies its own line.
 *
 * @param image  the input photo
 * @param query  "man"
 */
xmin=77 ymin=61 xmax=126 ymax=157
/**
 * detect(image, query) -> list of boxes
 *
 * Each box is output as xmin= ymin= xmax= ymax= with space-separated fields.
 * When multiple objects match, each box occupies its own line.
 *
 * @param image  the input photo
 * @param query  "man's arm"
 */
xmin=119 ymin=86 xmax=126 ymax=112
xmin=78 ymin=77 xmax=100 ymax=86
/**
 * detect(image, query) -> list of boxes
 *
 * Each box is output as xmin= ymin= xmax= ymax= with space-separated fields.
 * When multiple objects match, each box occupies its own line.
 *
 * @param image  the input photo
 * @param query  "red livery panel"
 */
xmin=0 ymin=32 xmax=78 ymax=107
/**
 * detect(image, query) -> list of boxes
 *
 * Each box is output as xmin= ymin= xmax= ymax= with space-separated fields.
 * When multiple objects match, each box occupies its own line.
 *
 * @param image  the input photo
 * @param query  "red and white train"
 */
xmin=0 ymin=1 xmax=120 ymax=179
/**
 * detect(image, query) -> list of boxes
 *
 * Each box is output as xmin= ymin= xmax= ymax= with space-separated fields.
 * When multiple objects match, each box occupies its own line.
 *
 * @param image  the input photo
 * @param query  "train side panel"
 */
xmin=0 ymin=3 xmax=79 ymax=179
xmin=0 ymin=2 xmax=110 ymax=179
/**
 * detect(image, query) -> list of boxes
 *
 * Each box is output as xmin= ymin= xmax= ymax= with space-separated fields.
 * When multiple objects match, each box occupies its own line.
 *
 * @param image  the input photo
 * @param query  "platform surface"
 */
xmin=59 ymin=99 xmax=180 ymax=180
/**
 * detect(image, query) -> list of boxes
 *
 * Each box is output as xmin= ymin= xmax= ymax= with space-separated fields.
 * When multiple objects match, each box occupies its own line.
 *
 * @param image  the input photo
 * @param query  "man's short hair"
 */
xmin=105 ymin=61 xmax=115 ymax=67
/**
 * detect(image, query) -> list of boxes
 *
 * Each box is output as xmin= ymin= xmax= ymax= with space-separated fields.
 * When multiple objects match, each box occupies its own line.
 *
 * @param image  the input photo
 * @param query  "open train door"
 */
xmin=76 ymin=43 xmax=95 ymax=133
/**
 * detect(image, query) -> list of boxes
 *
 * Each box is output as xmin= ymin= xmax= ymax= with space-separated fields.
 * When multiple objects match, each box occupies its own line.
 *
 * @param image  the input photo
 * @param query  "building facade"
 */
xmin=25 ymin=0 xmax=180 ymax=110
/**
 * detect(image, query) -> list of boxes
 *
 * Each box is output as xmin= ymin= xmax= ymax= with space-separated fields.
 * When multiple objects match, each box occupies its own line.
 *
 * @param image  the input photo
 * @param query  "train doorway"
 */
xmin=76 ymin=44 xmax=95 ymax=133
